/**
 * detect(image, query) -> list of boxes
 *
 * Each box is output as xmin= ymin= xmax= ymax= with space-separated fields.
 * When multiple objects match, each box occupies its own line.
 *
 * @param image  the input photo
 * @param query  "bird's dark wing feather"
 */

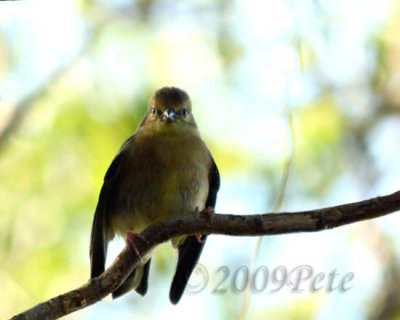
xmin=135 ymin=258 xmax=152 ymax=296
xmin=90 ymin=151 xmax=124 ymax=278
xmin=169 ymin=157 xmax=220 ymax=304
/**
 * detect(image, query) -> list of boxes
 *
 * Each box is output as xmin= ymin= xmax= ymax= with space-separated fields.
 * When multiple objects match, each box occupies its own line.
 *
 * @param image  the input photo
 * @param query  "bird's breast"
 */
xmin=110 ymin=133 xmax=211 ymax=236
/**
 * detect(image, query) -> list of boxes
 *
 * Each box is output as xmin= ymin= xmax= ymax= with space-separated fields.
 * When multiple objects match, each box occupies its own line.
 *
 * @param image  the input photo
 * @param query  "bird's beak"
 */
xmin=163 ymin=107 xmax=176 ymax=123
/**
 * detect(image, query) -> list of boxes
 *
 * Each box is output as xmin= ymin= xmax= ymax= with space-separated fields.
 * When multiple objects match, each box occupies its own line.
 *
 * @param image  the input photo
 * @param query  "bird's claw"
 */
xmin=200 ymin=206 xmax=214 ymax=219
xmin=194 ymin=206 xmax=214 ymax=243
xmin=195 ymin=233 xmax=205 ymax=243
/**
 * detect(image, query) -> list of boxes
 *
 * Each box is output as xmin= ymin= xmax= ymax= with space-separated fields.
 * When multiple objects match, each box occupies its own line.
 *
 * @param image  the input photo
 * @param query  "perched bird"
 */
xmin=90 ymin=87 xmax=220 ymax=304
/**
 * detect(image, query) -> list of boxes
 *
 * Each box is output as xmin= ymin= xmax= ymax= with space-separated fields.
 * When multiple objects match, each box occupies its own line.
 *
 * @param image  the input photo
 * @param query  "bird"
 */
xmin=89 ymin=86 xmax=220 ymax=304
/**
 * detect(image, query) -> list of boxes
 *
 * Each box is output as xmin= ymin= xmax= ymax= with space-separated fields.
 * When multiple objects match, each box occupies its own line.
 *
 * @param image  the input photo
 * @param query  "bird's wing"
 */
xmin=169 ymin=156 xmax=220 ymax=304
xmin=90 ymin=151 xmax=125 ymax=278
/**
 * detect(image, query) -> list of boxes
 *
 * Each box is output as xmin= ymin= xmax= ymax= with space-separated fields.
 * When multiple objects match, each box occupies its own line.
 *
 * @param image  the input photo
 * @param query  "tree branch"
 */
xmin=10 ymin=190 xmax=400 ymax=320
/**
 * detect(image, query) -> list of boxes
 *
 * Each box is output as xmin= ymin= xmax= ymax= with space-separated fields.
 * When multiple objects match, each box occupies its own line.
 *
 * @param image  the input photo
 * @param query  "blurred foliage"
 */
xmin=1 ymin=0 xmax=400 ymax=319
xmin=295 ymin=95 xmax=344 ymax=195
xmin=0 ymin=87 xmax=145 ymax=316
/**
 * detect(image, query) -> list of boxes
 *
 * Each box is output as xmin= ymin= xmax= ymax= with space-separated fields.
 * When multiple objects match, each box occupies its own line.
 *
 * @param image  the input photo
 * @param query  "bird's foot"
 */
xmin=195 ymin=233 xmax=205 ymax=243
xmin=126 ymin=231 xmax=148 ymax=263
xmin=200 ymin=206 xmax=214 ymax=219
xmin=194 ymin=206 xmax=214 ymax=243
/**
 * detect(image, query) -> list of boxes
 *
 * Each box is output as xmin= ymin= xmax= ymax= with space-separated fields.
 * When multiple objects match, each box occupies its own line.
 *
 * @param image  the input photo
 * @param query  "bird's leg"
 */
xmin=195 ymin=206 xmax=214 ymax=243
xmin=126 ymin=230 xmax=148 ymax=263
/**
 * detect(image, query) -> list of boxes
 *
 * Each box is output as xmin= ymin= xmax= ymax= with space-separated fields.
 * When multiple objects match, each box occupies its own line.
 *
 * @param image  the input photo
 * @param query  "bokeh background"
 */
xmin=1 ymin=0 xmax=400 ymax=319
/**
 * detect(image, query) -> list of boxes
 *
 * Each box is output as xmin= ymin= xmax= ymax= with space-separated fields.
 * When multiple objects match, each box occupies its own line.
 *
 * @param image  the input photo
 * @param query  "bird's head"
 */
xmin=140 ymin=87 xmax=198 ymax=134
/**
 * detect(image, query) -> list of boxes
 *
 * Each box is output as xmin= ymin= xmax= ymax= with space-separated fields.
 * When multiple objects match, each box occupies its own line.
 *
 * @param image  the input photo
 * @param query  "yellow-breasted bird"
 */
xmin=90 ymin=87 xmax=220 ymax=304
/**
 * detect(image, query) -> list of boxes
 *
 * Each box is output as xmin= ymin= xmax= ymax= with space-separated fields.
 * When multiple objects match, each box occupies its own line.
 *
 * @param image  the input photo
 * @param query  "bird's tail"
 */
xmin=112 ymin=259 xmax=151 ymax=298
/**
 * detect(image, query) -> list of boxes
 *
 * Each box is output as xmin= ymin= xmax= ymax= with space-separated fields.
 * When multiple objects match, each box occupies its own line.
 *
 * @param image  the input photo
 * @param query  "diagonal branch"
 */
xmin=10 ymin=190 xmax=400 ymax=320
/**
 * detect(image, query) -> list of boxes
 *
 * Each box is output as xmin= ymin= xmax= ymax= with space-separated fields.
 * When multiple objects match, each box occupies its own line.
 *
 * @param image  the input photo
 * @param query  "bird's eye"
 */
xmin=151 ymin=107 xmax=157 ymax=115
xmin=182 ymin=108 xmax=189 ymax=116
